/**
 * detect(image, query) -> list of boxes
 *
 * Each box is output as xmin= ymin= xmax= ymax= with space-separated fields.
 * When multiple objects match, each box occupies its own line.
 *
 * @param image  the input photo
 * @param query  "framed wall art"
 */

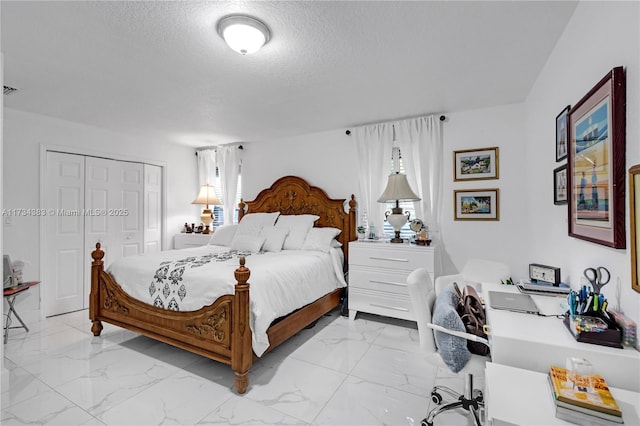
xmin=453 ymin=147 xmax=499 ymax=181
xmin=554 ymin=164 xmax=568 ymax=205
xmin=629 ymin=165 xmax=640 ymax=293
xmin=454 ymin=188 xmax=499 ymax=221
xmin=567 ymin=66 xmax=626 ymax=248
xmin=556 ymin=105 xmax=570 ymax=162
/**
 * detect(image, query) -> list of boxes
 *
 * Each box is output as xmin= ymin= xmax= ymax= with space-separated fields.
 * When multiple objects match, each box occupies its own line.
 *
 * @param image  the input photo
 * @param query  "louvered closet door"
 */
xmin=44 ymin=152 xmax=86 ymax=317
xmin=84 ymin=158 xmax=143 ymax=294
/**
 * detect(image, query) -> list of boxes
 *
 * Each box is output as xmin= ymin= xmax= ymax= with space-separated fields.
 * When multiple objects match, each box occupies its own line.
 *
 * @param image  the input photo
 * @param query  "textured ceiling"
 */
xmin=1 ymin=1 xmax=578 ymax=147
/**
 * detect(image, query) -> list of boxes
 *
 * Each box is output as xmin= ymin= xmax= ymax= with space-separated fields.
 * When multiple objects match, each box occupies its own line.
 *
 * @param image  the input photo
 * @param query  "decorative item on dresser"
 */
xmin=90 ymin=176 xmax=356 ymax=394
xmin=348 ymin=241 xmax=436 ymax=321
xmin=174 ymin=232 xmax=212 ymax=249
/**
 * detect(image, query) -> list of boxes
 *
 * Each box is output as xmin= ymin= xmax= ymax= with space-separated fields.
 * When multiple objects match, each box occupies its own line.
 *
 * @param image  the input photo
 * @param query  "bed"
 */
xmin=89 ymin=175 xmax=356 ymax=394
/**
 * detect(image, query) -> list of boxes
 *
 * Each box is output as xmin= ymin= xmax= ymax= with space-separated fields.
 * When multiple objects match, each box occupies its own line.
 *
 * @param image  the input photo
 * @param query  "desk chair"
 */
xmin=407 ymin=268 xmax=490 ymax=426
xmin=435 ymin=258 xmax=510 ymax=295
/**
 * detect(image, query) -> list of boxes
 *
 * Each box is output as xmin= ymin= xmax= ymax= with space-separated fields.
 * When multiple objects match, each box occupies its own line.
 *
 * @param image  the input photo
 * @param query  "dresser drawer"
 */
xmin=348 ymin=287 xmax=415 ymax=321
xmin=350 ymin=267 xmax=434 ymax=294
xmin=350 ymin=245 xmax=434 ymax=271
xmin=350 ymin=268 xmax=410 ymax=293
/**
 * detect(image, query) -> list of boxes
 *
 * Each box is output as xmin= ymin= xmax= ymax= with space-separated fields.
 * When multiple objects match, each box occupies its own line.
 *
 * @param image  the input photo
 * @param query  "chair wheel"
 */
xmin=473 ymin=389 xmax=484 ymax=402
xmin=421 ymin=419 xmax=432 ymax=426
xmin=431 ymin=391 xmax=442 ymax=404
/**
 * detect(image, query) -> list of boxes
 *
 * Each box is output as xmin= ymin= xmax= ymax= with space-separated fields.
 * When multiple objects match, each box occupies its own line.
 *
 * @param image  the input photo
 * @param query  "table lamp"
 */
xmin=192 ymin=184 xmax=222 ymax=234
xmin=377 ymin=172 xmax=421 ymax=243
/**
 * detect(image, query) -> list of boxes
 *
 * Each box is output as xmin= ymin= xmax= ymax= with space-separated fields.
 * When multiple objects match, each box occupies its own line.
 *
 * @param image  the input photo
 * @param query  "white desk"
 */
xmin=485 ymin=363 xmax=640 ymax=426
xmin=483 ymin=282 xmax=640 ymax=392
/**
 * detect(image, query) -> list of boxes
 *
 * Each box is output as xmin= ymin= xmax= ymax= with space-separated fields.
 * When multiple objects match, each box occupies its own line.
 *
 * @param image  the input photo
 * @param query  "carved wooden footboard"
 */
xmin=89 ymin=175 xmax=356 ymax=394
xmin=89 ymin=243 xmax=253 ymax=393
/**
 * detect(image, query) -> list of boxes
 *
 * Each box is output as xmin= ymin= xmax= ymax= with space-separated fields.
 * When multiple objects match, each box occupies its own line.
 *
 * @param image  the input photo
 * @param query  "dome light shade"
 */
xmin=218 ymin=15 xmax=270 ymax=55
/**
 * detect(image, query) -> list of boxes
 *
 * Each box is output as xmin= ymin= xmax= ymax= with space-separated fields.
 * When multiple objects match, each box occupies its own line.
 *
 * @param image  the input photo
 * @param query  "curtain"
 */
xmin=354 ymin=115 xmax=443 ymax=244
xmin=353 ymin=123 xmax=394 ymax=237
xmin=217 ymin=144 xmax=242 ymax=225
xmin=394 ymin=115 xmax=443 ymax=243
xmin=196 ymin=148 xmax=216 ymax=186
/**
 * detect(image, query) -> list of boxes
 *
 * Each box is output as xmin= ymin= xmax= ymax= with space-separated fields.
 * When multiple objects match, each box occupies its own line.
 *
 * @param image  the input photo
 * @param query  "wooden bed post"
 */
xmin=90 ymin=243 xmax=104 ymax=336
xmin=231 ymin=256 xmax=252 ymax=394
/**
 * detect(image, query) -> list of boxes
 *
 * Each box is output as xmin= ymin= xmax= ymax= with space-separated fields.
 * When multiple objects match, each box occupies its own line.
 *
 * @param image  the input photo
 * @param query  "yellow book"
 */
xmin=548 ymin=366 xmax=622 ymax=418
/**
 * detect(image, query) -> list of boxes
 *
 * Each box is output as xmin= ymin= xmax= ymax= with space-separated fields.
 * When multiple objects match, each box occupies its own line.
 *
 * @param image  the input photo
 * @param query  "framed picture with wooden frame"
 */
xmin=554 ymin=164 xmax=568 ymax=205
xmin=453 ymin=147 xmax=499 ymax=181
xmin=567 ymin=67 xmax=626 ymax=248
xmin=630 ymin=165 xmax=640 ymax=293
xmin=556 ymin=105 xmax=570 ymax=162
xmin=454 ymin=188 xmax=499 ymax=221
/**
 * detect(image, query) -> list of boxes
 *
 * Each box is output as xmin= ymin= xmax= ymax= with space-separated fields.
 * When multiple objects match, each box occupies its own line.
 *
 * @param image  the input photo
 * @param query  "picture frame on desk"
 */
xmin=567 ymin=67 xmax=626 ymax=249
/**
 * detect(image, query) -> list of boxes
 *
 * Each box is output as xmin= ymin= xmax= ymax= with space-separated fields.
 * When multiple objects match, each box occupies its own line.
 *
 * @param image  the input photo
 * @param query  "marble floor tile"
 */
xmin=2 ymin=309 xmax=478 ymax=425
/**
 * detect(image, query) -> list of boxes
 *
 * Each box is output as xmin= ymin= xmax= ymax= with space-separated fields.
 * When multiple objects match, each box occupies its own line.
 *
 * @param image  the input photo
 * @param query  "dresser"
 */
xmin=348 ymin=241 xmax=436 ymax=321
xmin=174 ymin=233 xmax=212 ymax=249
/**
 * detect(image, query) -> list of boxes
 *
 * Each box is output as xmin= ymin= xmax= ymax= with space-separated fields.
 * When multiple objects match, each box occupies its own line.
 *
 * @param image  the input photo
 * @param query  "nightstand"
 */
xmin=174 ymin=233 xmax=212 ymax=249
xmin=348 ymin=240 xmax=436 ymax=321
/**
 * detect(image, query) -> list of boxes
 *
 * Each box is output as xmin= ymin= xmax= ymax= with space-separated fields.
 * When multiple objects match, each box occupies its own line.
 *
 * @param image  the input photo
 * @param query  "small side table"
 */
xmin=3 ymin=281 xmax=40 ymax=343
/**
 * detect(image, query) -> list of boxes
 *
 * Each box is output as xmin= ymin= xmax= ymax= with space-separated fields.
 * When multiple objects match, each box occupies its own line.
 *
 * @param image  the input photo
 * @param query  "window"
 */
xmin=211 ymin=170 xmax=242 ymax=226
xmin=382 ymin=147 xmax=416 ymax=240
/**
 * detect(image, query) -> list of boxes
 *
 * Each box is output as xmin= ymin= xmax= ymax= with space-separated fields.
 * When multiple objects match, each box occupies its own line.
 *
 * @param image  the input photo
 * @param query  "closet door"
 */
xmin=84 ymin=157 xmax=143 ymax=283
xmin=44 ymin=152 xmax=86 ymax=317
xmin=144 ymin=164 xmax=162 ymax=254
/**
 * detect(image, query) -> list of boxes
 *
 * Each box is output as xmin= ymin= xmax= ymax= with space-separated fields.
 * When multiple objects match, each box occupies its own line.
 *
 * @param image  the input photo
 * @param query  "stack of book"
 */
xmin=548 ymin=366 xmax=624 ymax=425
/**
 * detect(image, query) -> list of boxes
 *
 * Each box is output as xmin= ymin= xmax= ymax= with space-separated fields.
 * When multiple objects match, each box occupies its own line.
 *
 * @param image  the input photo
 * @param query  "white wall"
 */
xmin=525 ymin=1 xmax=640 ymax=326
xmin=440 ymin=103 xmax=529 ymax=276
xmin=242 ymin=128 xmax=358 ymax=203
xmin=2 ymin=108 xmax=199 ymax=317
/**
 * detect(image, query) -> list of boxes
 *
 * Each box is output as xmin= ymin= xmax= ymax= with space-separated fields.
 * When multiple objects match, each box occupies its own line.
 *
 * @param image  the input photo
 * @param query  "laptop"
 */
xmin=488 ymin=291 xmax=540 ymax=314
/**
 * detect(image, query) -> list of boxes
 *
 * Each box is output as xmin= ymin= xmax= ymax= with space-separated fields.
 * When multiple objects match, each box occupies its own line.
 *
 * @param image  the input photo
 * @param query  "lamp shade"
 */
xmin=377 ymin=173 xmax=421 ymax=202
xmin=192 ymin=185 xmax=222 ymax=208
xmin=217 ymin=15 xmax=270 ymax=55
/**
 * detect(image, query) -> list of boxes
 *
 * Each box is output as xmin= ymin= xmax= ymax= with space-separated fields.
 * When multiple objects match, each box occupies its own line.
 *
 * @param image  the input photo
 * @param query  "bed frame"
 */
xmin=89 ymin=175 xmax=356 ymax=394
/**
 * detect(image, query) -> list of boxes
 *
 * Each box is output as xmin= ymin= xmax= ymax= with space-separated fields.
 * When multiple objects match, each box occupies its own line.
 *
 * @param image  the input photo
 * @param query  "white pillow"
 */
xmin=261 ymin=226 xmax=289 ymax=252
xmin=230 ymin=234 xmax=266 ymax=253
xmin=331 ymin=239 xmax=343 ymax=248
xmin=207 ymin=224 xmax=237 ymax=246
xmin=236 ymin=212 xmax=280 ymax=236
xmin=302 ymin=227 xmax=342 ymax=252
xmin=275 ymin=214 xmax=319 ymax=250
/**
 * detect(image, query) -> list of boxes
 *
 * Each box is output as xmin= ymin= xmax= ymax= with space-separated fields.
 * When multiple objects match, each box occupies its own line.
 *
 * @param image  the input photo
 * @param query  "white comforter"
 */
xmin=107 ymin=245 xmax=346 ymax=356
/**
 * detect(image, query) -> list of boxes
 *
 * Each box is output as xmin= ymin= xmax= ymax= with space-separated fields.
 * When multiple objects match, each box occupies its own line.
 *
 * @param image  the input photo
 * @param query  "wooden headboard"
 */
xmin=238 ymin=176 xmax=357 ymax=261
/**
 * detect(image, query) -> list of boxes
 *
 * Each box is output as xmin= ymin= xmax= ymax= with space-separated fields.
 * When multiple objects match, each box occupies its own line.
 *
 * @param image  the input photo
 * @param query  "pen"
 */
xmin=594 ymin=294 xmax=598 ymax=311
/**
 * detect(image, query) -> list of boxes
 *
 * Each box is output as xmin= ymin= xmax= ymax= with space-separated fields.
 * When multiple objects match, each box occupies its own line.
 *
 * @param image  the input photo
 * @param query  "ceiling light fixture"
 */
xmin=217 ymin=15 xmax=270 ymax=55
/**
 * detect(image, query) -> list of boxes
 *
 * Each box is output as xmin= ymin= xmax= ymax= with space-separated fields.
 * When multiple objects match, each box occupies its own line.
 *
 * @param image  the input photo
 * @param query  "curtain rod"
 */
xmin=345 ymin=114 xmax=447 ymax=136
xmin=195 ymin=145 xmax=243 ymax=156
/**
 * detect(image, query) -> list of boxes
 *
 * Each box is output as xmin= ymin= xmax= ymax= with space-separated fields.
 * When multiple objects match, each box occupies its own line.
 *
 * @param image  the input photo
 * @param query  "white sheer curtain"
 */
xmin=217 ymin=143 xmax=242 ymax=225
xmin=196 ymin=148 xmax=216 ymax=186
xmin=353 ymin=123 xmax=394 ymax=236
xmin=354 ymin=115 xmax=443 ymax=243
xmin=394 ymin=115 xmax=443 ymax=243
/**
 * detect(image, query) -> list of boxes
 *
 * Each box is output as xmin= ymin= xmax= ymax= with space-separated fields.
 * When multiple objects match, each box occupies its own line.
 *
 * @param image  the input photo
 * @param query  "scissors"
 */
xmin=583 ymin=266 xmax=611 ymax=294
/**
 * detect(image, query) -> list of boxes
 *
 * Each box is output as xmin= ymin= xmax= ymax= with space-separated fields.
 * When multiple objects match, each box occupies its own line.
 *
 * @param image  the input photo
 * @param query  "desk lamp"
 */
xmin=377 ymin=172 xmax=421 ymax=243
xmin=192 ymin=184 xmax=222 ymax=234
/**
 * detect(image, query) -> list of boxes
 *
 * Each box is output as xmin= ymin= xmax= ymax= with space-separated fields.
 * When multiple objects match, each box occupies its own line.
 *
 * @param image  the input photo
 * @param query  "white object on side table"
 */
xmin=484 ymin=282 xmax=640 ymax=392
xmin=348 ymin=240 xmax=436 ymax=321
xmin=174 ymin=233 xmax=212 ymax=249
xmin=485 ymin=362 xmax=640 ymax=426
